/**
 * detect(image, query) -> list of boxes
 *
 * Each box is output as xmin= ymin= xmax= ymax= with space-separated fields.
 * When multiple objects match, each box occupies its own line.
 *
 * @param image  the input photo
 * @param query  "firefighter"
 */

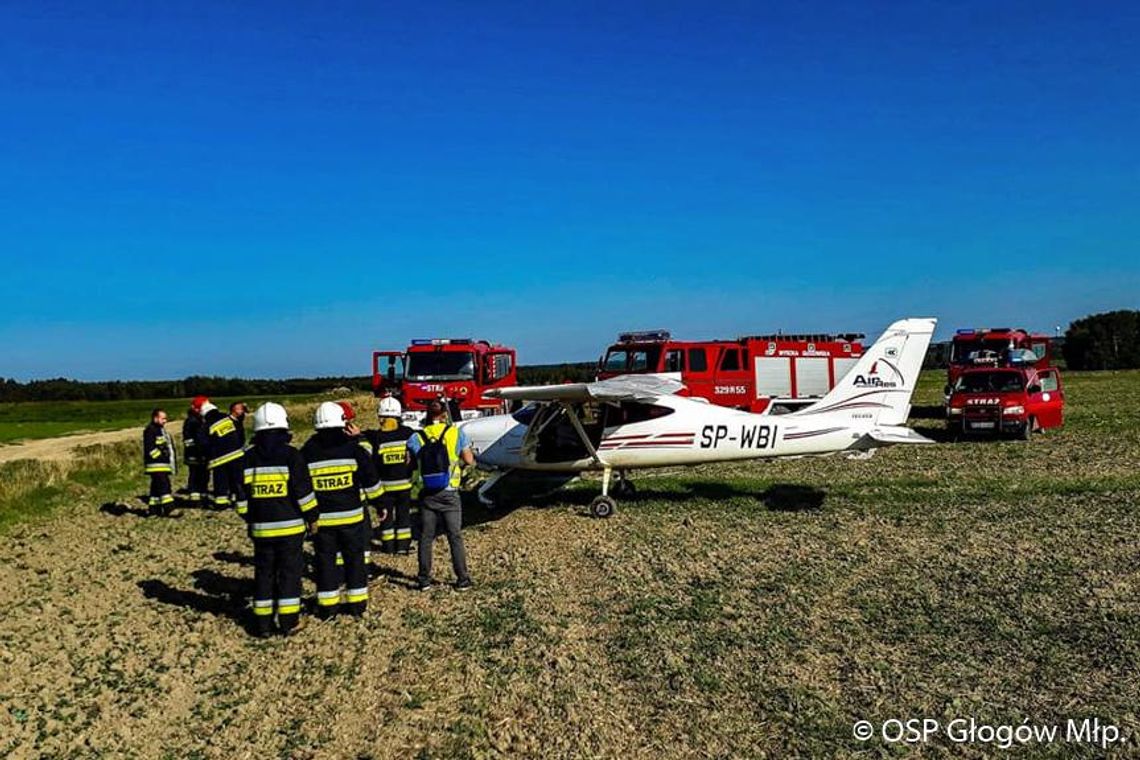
xmin=239 ymin=402 xmax=318 ymax=637
xmin=142 ymin=408 xmax=176 ymax=516
xmin=301 ymin=402 xmax=382 ymax=618
xmin=203 ymin=401 xmax=249 ymax=511
xmin=408 ymin=399 xmax=474 ymax=591
xmin=182 ymin=396 xmax=210 ymax=505
xmin=360 ymin=396 xmax=416 ymax=554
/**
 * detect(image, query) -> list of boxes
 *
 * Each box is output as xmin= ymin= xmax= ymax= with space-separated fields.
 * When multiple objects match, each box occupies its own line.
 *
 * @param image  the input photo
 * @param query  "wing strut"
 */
xmin=560 ymin=402 xmax=605 ymax=468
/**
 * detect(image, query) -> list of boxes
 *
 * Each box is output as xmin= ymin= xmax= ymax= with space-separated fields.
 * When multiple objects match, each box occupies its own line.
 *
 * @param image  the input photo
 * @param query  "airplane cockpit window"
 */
xmin=511 ymin=405 xmax=538 ymax=424
xmin=534 ymin=403 xmax=605 ymax=463
xmin=605 ymin=402 xmax=675 ymax=426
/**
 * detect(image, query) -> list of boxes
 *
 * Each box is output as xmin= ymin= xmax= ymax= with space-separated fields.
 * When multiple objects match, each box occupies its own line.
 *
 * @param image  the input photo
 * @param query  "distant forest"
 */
xmin=4 ymin=310 xmax=1136 ymax=403
xmin=0 ymin=364 xmax=598 ymax=403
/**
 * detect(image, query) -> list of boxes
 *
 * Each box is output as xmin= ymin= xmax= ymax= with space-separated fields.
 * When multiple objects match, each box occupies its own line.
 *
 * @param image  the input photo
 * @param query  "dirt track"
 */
xmin=0 ymin=422 xmax=183 ymax=465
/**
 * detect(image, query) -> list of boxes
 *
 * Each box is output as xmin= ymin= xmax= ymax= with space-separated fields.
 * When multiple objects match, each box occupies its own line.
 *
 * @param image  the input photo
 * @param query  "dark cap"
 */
xmin=426 ymin=399 xmax=446 ymax=418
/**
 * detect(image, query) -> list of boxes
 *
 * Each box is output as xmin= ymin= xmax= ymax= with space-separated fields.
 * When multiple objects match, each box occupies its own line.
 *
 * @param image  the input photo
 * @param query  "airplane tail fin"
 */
xmin=791 ymin=317 xmax=936 ymax=426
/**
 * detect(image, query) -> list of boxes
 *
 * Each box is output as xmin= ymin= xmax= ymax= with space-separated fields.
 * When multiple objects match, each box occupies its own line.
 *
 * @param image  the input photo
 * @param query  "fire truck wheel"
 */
xmin=590 ymin=495 xmax=617 ymax=519
xmin=1019 ymin=418 xmax=1034 ymax=441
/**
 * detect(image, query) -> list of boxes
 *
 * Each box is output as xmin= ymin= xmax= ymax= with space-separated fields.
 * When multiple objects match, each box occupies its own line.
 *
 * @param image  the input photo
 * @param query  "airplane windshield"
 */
xmin=954 ymin=372 xmax=1025 ymax=393
xmin=950 ymin=339 xmax=1016 ymax=363
xmin=405 ymin=352 xmax=476 ymax=381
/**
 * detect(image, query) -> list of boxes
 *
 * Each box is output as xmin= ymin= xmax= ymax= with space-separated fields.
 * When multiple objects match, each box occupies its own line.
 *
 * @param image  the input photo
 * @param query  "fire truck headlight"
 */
xmin=1003 ymin=405 xmax=1025 ymax=416
xmin=948 ymin=407 xmax=962 ymax=416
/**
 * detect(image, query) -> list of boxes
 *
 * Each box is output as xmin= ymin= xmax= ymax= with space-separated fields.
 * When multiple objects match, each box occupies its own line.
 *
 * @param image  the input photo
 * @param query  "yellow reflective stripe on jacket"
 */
xmin=319 ymin=507 xmax=364 ymax=527
xmin=297 ymin=492 xmax=318 ymax=512
xmin=145 ymin=464 xmax=173 ymax=473
xmin=245 ymin=466 xmax=290 ymax=499
xmin=209 ymin=449 xmax=244 ymax=468
xmin=209 ymin=418 xmax=236 ymax=437
xmin=308 ymin=460 xmax=357 ymax=477
xmin=250 ymin=518 xmax=306 ymax=538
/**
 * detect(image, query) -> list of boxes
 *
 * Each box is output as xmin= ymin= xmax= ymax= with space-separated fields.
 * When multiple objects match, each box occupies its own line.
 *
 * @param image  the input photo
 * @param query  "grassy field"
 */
xmin=0 ymin=374 xmax=1137 ymax=758
xmin=0 ymin=394 xmax=321 ymax=444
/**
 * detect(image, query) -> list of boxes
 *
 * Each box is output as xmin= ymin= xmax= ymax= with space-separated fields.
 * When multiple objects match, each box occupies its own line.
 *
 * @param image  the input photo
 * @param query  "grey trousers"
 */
xmin=417 ymin=490 xmax=470 ymax=583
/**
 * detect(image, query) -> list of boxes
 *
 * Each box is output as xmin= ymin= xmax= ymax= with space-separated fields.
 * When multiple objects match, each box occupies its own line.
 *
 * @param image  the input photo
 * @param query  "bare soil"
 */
xmin=0 ymin=422 xmax=183 ymax=465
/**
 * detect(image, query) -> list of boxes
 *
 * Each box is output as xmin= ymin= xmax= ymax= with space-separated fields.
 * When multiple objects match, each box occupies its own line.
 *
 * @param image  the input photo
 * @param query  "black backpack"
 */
xmin=417 ymin=425 xmax=452 ymax=494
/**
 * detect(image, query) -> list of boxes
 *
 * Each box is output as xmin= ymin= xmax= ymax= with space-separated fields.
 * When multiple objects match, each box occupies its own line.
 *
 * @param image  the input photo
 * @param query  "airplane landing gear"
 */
xmin=590 ymin=467 xmax=629 ymax=518
xmin=590 ymin=495 xmax=617 ymax=519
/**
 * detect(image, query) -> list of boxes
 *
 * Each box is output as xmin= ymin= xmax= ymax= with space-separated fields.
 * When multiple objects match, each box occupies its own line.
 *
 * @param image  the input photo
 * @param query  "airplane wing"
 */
xmin=486 ymin=375 xmax=685 ymax=403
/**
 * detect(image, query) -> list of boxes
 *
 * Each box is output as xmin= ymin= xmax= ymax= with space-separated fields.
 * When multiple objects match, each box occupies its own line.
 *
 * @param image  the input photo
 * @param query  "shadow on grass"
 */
xmin=910 ymin=404 xmax=947 ymax=420
xmin=528 ymin=480 xmax=828 ymax=515
xmin=138 ymin=576 xmax=257 ymax=634
xmin=100 ymin=501 xmax=154 ymax=518
xmin=212 ymin=550 xmax=255 ymax=567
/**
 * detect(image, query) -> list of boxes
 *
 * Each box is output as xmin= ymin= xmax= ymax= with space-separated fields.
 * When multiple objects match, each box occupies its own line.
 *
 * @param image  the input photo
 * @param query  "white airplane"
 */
xmin=461 ymin=317 xmax=937 ymax=517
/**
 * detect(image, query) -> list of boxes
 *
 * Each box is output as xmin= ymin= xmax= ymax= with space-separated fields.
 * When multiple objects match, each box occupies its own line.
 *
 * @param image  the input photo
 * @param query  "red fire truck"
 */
xmin=948 ymin=327 xmax=1052 ymax=385
xmin=946 ymin=365 xmax=1065 ymax=439
xmin=597 ymin=330 xmax=865 ymax=414
xmin=372 ymin=339 xmax=518 ymax=427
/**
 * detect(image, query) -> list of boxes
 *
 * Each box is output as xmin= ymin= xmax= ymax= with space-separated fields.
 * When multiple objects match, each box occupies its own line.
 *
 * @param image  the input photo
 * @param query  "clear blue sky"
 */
xmin=2 ymin=1 xmax=1137 ymax=381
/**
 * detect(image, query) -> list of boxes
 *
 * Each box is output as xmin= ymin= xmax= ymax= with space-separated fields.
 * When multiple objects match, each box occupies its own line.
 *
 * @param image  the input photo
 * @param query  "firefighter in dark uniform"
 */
xmin=301 ymin=402 xmax=382 ymax=618
xmin=360 ymin=396 xmax=416 ymax=554
xmin=142 ymin=408 xmax=176 ymax=516
xmin=203 ymin=401 xmax=248 ymax=510
xmin=238 ymin=402 xmax=317 ymax=637
xmin=182 ymin=396 xmax=210 ymax=505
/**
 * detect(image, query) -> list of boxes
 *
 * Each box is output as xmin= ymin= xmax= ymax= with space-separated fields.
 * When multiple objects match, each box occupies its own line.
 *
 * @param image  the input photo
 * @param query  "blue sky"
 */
xmin=1 ymin=1 xmax=1137 ymax=380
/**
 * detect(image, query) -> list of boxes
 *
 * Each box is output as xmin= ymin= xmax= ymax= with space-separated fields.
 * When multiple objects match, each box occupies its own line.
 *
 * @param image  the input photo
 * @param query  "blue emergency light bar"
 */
xmin=410 ymin=338 xmax=473 ymax=346
xmin=618 ymin=330 xmax=671 ymax=343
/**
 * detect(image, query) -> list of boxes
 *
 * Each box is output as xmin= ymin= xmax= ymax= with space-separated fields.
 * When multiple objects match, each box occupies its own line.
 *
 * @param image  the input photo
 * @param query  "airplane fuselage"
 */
xmin=462 ymin=395 xmax=867 ymax=473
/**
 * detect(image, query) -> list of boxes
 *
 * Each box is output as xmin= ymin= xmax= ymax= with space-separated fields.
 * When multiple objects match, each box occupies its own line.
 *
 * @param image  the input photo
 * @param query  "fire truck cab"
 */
xmin=372 ymin=339 xmax=517 ymax=427
xmin=948 ymin=327 xmax=1052 ymax=385
xmin=597 ymin=330 xmax=865 ymax=414
xmin=946 ymin=365 xmax=1065 ymax=439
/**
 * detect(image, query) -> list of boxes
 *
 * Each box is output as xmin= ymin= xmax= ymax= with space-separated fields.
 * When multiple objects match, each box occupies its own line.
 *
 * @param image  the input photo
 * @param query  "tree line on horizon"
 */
xmin=2 ymin=311 xmax=1136 ymax=403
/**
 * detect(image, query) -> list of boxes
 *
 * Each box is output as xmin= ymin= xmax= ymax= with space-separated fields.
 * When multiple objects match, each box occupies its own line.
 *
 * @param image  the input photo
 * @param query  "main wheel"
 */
xmin=590 ymin=495 xmax=617 ymax=519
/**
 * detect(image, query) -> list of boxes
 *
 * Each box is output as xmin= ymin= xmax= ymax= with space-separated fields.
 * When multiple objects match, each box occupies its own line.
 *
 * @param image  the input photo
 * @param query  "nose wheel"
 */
xmin=589 ymin=495 xmax=617 ymax=519
xmin=590 ymin=469 xmax=633 ymax=518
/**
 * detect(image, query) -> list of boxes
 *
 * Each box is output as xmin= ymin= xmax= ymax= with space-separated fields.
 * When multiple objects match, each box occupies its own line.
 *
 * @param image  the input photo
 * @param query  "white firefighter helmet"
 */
xmin=313 ymin=401 xmax=348 ymax=430
xmin=377 ymin=396 xmax=402 ymax=418
xmin=252 ymin=402 xmax=289 ymax=432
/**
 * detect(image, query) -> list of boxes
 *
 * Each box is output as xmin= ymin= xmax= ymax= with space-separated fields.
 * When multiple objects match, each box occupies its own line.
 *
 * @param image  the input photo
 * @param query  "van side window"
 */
xmin=688 ymin=348 xmax=708 ymax=372
xmin=720 ymin=348 xmax=741 ymax=371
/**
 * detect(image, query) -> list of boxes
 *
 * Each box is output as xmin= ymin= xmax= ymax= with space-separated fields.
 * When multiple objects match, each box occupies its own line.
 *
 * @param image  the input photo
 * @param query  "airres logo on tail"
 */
xmin=852 ymin=358 xmax=903 ymax=389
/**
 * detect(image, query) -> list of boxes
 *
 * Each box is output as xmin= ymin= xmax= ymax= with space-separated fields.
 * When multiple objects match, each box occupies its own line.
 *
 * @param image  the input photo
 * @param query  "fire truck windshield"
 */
xmin=602 ymin=347 xmax=662 ymax=374
xmin=405 ymin=352 xmax=476 ymax=381
xmin=950 ymin=339 xmax=1017 ymax=363
xmin=954 ymin=371 xmax=1025 ymax=393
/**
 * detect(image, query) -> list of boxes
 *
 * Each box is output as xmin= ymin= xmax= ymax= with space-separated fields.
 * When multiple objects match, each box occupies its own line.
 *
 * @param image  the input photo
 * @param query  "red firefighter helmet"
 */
xmin=337 ymin=401 xmax=356 ymax=421
xmin=191 ymin=395 xmax=209 ymax=412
